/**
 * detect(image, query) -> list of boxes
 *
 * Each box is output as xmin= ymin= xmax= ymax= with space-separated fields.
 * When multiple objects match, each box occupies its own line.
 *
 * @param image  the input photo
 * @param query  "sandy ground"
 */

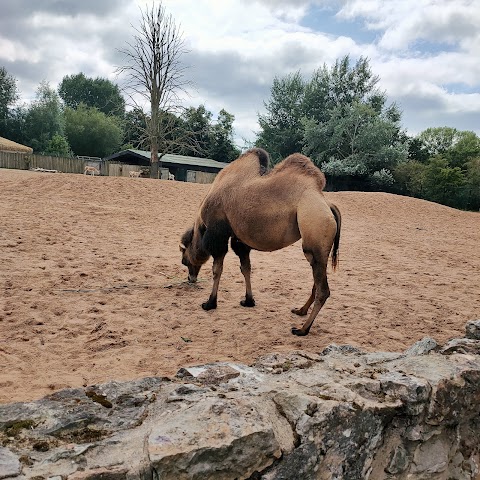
xmin=1 ymin=168 xmax=479 ymax=404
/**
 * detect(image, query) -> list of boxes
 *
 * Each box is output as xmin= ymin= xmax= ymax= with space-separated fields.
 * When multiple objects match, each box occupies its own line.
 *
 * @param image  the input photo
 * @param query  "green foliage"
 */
xmin=65 ymin=104 xmax=123 ymax=157
xmin=394 ymin=129 xmax=480 ymax=210
xmin=303 ymin=56 xmax=381 ymax=123
xmin=305 ymin=100 xmax=406 ymax=179
xmin=392 ymin=160 xmax=427 ymax=197
xmin=446 ymin=131 xmax=480 ymax=168
xmin=464 ymin=158 xmax=480 ymax=210
xmin=58 ymin=73 xmax=125 ymax=117
xmin=0 ymin=66 xmax=19 ymax=124
xmin=417 ymin=127 xmax=458 ymax=157
xmin=25 ymin=81 xmax=65 ymax=153
xmin=256 ymin=71 xmax=306 ymax=163
xmin=371 ymin=168 xmax=395 ymax=188
xmin=1 ymin=106 xmax=28 ymax=145
xmin=256 ymin=56 xmax=407 ymax=180
xmin=44 ymin=134 xmax=73 ymax=157
xmin=175 ymin=105 xmax=240 ymax=161
xmin=121 ymin=104 xmax=236 ymax=162
xmin=181 ymin=105 xmax=213 ymax=156
xmin=209 ymin=109 xmax=241 ymax=162
xmin=422 ymin=156 xmax=465 ymax=206
xmin=407 ymin=136 xmax=430 ymax=163
xmin=122 ymin=108 xmax=147 ymax=149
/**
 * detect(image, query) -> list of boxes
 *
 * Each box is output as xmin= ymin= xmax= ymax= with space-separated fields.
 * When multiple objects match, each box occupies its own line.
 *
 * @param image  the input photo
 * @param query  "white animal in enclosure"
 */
xmin=84 ymin=166 xmax=100 ymax=176
xmin=129 ymin=171 xmax=141 ymax=178
xmin=168 ymin=173 xmax=175 ymax=180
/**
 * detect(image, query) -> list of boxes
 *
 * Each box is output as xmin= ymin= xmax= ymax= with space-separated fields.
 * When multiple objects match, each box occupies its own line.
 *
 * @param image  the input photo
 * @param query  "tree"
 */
xmin=44 ymin=134 xmax=73 ymax=157
xmin=423 ymin=156 xmax=465 ymax=206
xmin=180 ymin=105 xmax=212 ymax=157
xmin=255 ymin=55 xmax=407 ymax=181
xmin=394 ymin=129 xmax=480 ymax=210
xmin=179 ymin=106 xmax=240 ymax=161
xmin=303 ymin=56 xmax=382 ymax=124
xmin=117 ymin=1 xmax=193 ymax=178
xmin=1 ymin=106 xmax=28 ymax=145
xmin=464 ymin=158 xmax=480 ymax=210
xmin=59 ymin=73 xmax=125 ymax=118
xmin=392 ymin=160 xmax=427 ymax=197
xmin=209 ymin=109 xmax=241 ymax=162
xmin=65 ymin=104 xmax=123 ymax=157
xmin=24 ymin=81 xmax=65 ymax=153
xmin=406 ymin=136 xmax=430 ymax=163
xmin=256 ymin=71 xmax=306 ymax=163
xmin=446 ymin=131 xmax=480 ymax=168
xmin=122 ymin=107 xmax=148 ymax=149
xmin=0 ymin=67 xmax=20 ymax=133
xmin=304 ymin=100 xmax=406 ymax=186
xmin=417 ymin=127 xmax=458 ymax=157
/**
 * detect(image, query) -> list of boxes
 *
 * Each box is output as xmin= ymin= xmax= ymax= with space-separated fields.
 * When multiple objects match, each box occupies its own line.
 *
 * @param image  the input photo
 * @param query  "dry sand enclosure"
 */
xmin=1 ymin=168 xmax=479 ymax=404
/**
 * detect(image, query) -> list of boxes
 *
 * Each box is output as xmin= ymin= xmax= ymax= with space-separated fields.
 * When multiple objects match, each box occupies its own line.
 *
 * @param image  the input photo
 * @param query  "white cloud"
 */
xmin=337 ymin=0 xmax=480 ymax=52
xmin=0 ymin=38 xmax=35 ymax=63
xmin=0 ymin=0 xmax=478 ymax=143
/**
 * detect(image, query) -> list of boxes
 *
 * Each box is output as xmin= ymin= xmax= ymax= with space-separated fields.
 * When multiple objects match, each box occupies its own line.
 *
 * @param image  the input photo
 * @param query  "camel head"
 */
xmin=180 ymin=226 xmax=209 ymax=283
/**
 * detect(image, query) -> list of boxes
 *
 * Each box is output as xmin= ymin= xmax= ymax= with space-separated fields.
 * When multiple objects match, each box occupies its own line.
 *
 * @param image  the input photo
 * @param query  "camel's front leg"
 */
xmin=231 ymin=237 xmax=255 ymax=307
xmin=202 ymin=254 xmax=226 ymax=310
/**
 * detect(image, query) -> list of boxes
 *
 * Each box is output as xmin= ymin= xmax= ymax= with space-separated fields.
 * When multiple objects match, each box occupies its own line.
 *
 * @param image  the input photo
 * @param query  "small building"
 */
xmin=103 ymin=149 xmax=228 ymax=183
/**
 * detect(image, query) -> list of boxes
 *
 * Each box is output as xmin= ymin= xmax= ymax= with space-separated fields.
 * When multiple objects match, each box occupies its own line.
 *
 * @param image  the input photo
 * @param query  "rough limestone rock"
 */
xmin=1 ymin=323 xmax=479 ymax=479
xmin=465 ymin=319 xmax=480 ymax=339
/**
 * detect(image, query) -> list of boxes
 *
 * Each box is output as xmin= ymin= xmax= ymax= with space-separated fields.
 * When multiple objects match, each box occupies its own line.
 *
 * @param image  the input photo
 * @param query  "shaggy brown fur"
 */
xmin=180 ymin=148 xmax=341 ymax=336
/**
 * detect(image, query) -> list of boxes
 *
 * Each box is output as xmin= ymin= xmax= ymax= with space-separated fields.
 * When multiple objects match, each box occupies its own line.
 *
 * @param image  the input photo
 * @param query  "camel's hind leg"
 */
xmin=231 ymin=237 xmax=255 ymax=307
xmin=292 ymin=285 xmax=315 ymax=316
xmin=291 ymin=255 xmax=330 ymax=336
xmin=291 ymin=197 xmax=337 ymax=336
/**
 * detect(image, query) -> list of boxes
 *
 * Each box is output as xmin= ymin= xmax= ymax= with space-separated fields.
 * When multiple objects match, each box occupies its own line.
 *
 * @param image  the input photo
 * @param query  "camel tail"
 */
xmin=329 ymin=203 xmax=341 ymax=271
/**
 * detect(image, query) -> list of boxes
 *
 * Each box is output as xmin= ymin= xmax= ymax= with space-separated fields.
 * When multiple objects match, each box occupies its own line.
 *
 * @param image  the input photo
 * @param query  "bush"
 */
xmin=371 ymin=168 xmax=394 ymax=188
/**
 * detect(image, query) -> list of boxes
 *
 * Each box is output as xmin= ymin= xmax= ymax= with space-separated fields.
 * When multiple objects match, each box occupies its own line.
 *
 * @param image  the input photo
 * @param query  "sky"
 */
xmin=1 ymin=0 xmax=479 ymax=148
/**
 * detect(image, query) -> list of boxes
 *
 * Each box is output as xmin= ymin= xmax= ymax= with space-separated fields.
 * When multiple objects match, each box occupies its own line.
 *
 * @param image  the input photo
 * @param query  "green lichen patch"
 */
xmin=3 ymin=419 xmax=37 ymax=437
xmin=52 ymin=425 xmax=111 ymax=444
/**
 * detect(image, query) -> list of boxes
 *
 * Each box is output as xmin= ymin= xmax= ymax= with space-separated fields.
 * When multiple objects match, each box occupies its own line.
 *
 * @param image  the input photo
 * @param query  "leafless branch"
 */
xmin=116 ymin=1 xmax=195 ymax=177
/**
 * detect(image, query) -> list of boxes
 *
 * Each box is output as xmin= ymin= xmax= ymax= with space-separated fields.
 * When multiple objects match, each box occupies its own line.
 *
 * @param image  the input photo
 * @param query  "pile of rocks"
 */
xmin=1 ymin=320 xmax=479 ymax=479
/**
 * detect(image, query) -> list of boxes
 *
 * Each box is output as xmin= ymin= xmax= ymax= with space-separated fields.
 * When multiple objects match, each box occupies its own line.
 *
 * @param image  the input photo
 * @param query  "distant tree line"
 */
xmin=255 ymin=56 xmax=480 ymax=211
xmin=0 ymin=67 xmax=240 ymax=163
xmin=1 ymin=53 xmax=479 ymax=210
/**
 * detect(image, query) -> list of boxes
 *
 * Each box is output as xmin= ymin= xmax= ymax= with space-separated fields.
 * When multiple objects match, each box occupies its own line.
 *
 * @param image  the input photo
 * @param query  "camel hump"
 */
xmin=275 ymin=153 xmax=326 ymax=191
xmin=240 ymin=148 xmax=270 ymax=175
xmin=251 ymin=148 xmax=270 ymax=172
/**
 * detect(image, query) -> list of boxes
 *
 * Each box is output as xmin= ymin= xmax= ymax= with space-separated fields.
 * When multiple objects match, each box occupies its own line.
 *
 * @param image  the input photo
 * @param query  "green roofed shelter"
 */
xmin=103 ymin=149 xmax=228 ymax=182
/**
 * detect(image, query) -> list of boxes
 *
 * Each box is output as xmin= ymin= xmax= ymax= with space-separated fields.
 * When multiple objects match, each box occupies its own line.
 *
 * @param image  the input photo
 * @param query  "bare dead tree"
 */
xmin=117 ymin=2 xmax=199 ymax=178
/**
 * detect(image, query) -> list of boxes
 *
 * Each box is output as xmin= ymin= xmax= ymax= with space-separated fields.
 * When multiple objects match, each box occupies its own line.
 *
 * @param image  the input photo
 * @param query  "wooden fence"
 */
xmin=186 ymin=170 xmax=217 ymax=184
xmin=1 ymin=152 xmax=219 ymax=183
xmin=0 ymin=152 xmax=85 ymax=174
xmin=106 ymin=162 xmax=169 ymax=179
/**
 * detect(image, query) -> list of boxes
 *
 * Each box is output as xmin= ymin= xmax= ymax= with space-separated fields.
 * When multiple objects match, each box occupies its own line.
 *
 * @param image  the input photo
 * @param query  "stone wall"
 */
xmin=1 ymin=320 xmax=479 ymax=480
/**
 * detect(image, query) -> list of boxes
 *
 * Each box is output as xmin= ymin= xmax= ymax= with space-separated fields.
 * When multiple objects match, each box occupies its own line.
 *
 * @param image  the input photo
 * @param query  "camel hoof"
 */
xmin=291 ymin=308 xmax=307 ymax=317
xmin=202 ymin=300 xmax=217 ymax=311
xmin=291 ymin=327 xmax=308 ymax=336
xmin=240 ymin=298 xmax=255 ymax=307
